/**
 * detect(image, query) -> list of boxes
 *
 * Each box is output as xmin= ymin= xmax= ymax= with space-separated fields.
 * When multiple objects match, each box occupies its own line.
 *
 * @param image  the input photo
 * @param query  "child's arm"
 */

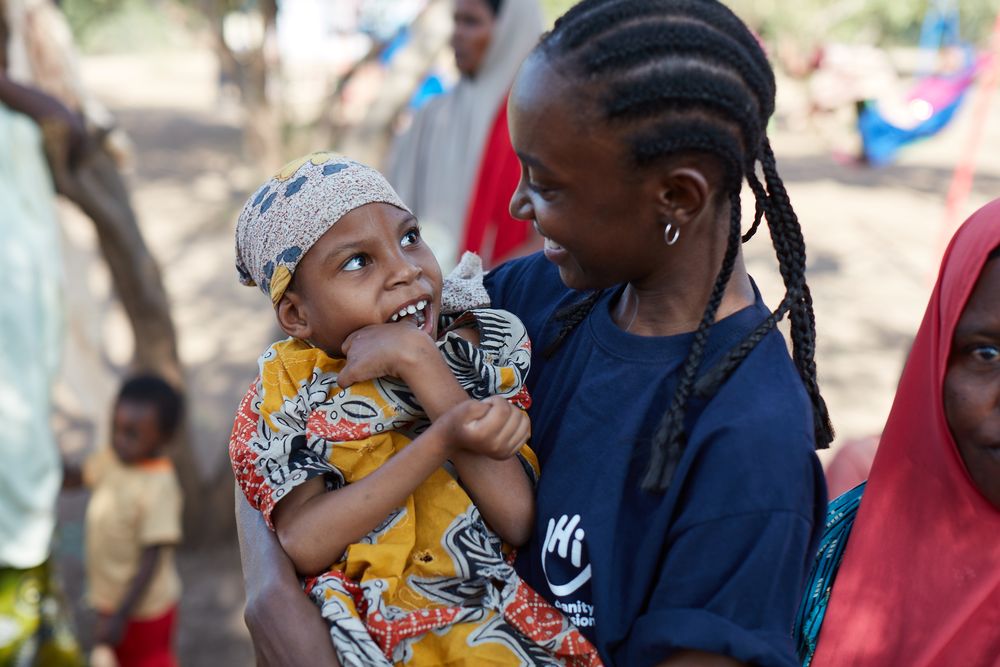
xmin=94 ymin=545 xmax=162 ymax=647
xmin=337 ymin=322 xmax=535 ymax=546
xmin=271 ymin=398 xmax=525 ymax=576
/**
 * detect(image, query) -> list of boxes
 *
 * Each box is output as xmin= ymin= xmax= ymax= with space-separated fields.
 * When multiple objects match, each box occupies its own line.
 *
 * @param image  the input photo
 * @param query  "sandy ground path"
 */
xmin=52 ymin=48 xmax=1000 ymax=665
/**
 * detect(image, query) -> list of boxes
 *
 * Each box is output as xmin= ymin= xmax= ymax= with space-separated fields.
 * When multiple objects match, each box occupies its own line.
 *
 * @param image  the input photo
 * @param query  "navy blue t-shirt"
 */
xmin=485 ymin=253 xmax=826 ymax=667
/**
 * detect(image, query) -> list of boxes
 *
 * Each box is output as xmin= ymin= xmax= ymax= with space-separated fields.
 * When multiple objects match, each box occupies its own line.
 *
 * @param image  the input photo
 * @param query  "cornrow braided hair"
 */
xmin=538 ymin=0 xmax=834 ymax=492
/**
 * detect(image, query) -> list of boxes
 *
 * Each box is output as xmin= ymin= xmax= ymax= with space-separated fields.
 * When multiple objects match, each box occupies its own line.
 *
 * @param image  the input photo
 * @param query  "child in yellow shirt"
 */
xmin=85 ymin=375 xmax=183 ymax=667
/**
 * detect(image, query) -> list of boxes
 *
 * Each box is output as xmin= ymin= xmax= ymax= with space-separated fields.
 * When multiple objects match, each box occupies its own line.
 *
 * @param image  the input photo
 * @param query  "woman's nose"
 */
xmin=509 ymin=181 xmax=533 ymax=221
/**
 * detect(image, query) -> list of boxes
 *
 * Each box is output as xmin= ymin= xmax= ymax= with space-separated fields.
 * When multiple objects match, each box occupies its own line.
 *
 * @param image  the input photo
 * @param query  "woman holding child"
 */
xmin=235 ymin=1 xmax=834 ymax=665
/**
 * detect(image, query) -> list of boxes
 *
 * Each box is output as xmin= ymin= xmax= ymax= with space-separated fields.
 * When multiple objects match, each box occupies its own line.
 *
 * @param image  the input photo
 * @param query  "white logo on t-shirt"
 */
xmin=541 ymin=513 xmax=592 ymax=596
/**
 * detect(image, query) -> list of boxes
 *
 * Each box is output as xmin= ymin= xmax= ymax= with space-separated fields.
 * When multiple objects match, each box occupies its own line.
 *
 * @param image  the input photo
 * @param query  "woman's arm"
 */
xmin=235 ymin=488 xmax=339 ymax=667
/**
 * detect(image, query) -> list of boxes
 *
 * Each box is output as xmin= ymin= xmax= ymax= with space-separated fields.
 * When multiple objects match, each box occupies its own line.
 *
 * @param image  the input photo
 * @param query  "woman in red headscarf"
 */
xmin=796 ymin=198 xmax=1000 ymax=666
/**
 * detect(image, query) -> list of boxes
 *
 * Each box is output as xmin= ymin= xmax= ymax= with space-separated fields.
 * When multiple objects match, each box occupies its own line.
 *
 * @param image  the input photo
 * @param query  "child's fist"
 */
xmin=437 ymin=396 xmax=530 ymax=459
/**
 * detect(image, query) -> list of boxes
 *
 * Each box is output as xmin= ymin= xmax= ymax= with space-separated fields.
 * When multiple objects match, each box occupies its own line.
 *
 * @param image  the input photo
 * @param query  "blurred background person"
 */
xmin=83 ymin=375 xmax=184 ymax=667
xmin=386 ymin=0 xmax=542 ymax=270
xmin=0 ymin=1 xmax=83 ymax=662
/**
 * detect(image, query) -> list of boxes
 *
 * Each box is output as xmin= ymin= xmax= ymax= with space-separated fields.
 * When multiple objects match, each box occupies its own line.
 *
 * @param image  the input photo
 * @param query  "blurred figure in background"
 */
xmin=387 ymin=0 xmax=542 ymax=270
xmin=0 ymin=0 xmax=84 ymax=662
xmin=83 ymin=375 xmax=184 ymax=667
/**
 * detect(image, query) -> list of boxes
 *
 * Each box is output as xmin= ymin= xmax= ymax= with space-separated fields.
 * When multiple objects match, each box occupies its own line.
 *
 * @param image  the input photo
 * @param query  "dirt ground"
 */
xmin=50 ymin=48 xmax=1000 ymax=665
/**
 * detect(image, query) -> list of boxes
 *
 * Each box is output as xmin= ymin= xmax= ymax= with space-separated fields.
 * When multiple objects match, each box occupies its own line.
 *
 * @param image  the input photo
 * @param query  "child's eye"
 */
xmin=343 ymin=254 xmax=368 ymax=271
xmin=401 ymin=228 xmax=421 ymax=247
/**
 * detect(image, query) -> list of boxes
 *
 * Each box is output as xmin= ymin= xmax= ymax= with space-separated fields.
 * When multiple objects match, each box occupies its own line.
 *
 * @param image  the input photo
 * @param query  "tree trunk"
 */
xmin=47 ymin=141 xmax=213 ymax=541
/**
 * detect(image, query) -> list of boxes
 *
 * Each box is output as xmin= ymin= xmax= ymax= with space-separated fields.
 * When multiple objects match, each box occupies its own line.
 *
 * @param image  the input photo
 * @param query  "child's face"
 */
xmin=112 ymin=400 xmax=167 ymax=465
xmin=282 ymin=202 xmax=443 ymax=356
xmin=944 ymin=256 xmax=1000 ymax=509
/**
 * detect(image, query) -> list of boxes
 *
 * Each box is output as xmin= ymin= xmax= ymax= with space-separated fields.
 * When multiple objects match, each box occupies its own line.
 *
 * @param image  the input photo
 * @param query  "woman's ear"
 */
xmin=656 ymin=166 xmax=711 ymax=228
xmin=275 ymin=290 xmax=312 ymax=341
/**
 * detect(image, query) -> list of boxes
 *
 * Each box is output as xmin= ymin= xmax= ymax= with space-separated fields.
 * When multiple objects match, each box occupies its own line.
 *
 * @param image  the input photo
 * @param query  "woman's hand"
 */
xmin=438 ymin=396 xmax=530 ymax=460
xmin=0 ymin=72 xmax=86 ymax=168
xmin=94 ymin=612 xmax=126 ymax=647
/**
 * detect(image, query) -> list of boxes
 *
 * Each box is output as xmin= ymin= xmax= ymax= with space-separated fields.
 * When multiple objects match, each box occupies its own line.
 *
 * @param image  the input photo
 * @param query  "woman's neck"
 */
xmin=611 ymin=255 xmax=755 ymax=337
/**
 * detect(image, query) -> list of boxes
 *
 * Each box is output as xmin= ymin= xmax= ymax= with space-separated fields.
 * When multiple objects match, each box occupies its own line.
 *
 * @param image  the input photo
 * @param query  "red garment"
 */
xmin=460 ymin=96 xmax=532 ymax=267
xmin=812 ymin=200 xmax=1000 ymax=666
xmin=114 ymin=605 xmax=178 ymax=667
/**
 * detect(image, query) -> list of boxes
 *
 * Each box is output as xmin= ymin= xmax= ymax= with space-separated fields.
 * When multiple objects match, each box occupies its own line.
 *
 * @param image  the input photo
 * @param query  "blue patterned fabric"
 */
xmin=794 ymin=482 xmax=867 ymax=666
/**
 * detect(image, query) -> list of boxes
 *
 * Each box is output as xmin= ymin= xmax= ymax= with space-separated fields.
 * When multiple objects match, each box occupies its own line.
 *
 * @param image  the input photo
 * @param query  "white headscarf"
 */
xmin=386 ymin=0 xmax=543 ymax=269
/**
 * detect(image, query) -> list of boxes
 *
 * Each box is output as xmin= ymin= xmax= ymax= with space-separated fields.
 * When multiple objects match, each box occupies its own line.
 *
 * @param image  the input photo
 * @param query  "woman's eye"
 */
xmin=343 ymin=255 xmax=367 ymax=271
xmin=527 ymin=179 xmax=556 ymax=199
xmin=972 ymin=345 xmax=1000 ymax=363
xmin=401 ymin=229 xmax=421 ymax=247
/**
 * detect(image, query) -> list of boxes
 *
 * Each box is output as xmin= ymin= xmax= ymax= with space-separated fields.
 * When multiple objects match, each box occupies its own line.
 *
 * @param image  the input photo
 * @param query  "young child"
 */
xmin=229 ymin=152 xmax=600 ymax=666
xmin=84 ymin=375 xmax=184 ymax=667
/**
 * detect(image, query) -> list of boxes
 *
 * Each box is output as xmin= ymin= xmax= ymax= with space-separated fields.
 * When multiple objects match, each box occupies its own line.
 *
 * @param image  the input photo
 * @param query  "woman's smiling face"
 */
xmin=506 ymin=54 xmax=665 ymax=292
xmin=944 ymin=255 xmax=1000 ymax=509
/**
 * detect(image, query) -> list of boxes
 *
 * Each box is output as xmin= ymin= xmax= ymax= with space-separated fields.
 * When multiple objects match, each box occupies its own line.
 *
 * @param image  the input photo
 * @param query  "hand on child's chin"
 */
xmin=337 ymin=321 xmax=436 ymax=388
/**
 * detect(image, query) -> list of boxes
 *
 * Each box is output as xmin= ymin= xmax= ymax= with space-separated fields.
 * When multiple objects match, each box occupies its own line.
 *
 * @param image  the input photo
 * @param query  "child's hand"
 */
xmin=338 ymin=321 xmax=437 ymax=388
xmin=436 ymin=396 xmax=530 ymax=460
xmin=95 ymin=611 xmax=126 ymax=647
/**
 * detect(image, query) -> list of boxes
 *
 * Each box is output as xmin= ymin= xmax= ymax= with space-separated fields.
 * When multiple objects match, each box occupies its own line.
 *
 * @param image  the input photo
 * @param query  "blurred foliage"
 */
xmin=541 ymin=0 xmax=576 ymax=24
xmin=60 ymin=0 xmax=201 ymax=52
xmin=61 ymin=0 xmax=998 ymax=53
xmin=540 ymin=0 xmax=996 ymax=46
xmin=729 ymin=0 xmax=997 ymax=48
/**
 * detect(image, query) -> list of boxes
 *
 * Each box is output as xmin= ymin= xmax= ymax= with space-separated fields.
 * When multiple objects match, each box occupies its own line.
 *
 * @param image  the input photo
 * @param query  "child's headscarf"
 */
xmin=235 ymin=152 xmax=410 ymax=306
xmin=812 ymin=199 xmax=1000 ymax=665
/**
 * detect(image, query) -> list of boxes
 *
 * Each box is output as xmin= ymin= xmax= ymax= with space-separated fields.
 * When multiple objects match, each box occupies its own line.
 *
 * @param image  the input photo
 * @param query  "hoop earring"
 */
xmin=664 ymin=223 xmax=680 ymax=246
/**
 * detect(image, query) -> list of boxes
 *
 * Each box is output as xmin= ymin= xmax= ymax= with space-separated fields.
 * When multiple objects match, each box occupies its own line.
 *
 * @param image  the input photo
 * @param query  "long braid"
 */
xmin=543 ymin=290 xmax=603 ymax=359
xmin=539 ymin=0 xmax=833 ymax=487
xmin=644 ymin=190 xmax=742 ymax=491
xmin=758 ymin=141 xmax=834 ymax=447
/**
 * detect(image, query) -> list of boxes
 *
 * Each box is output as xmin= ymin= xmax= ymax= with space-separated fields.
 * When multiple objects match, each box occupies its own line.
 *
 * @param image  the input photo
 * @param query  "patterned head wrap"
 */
xmin=235 ymin=152 xmax=410 ymax=306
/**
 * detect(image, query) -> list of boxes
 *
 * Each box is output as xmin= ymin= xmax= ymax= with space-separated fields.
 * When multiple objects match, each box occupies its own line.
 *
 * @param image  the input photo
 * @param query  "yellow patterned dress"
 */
xmin=230 ymin=309 xmax=601 ymax=666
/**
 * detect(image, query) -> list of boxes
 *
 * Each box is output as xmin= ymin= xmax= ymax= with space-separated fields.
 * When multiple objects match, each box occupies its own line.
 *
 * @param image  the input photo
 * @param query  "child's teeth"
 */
xmin=398 ymin=308 xmax=407 ymax=318
xmin=406 ymin=304 xmax=416 ymax=314
xmin=417 ymin=300 xmax=427 ymax=310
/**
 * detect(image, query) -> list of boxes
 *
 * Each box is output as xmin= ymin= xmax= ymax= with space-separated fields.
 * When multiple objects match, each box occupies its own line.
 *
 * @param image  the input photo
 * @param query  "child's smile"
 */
xmin=388 ymin=298 xmax=431 ymax=330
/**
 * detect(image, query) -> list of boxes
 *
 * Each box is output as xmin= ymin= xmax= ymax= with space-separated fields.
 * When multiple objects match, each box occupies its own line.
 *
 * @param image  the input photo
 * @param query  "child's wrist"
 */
xmin=396 ymin=334 xmax=448 ymax=386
